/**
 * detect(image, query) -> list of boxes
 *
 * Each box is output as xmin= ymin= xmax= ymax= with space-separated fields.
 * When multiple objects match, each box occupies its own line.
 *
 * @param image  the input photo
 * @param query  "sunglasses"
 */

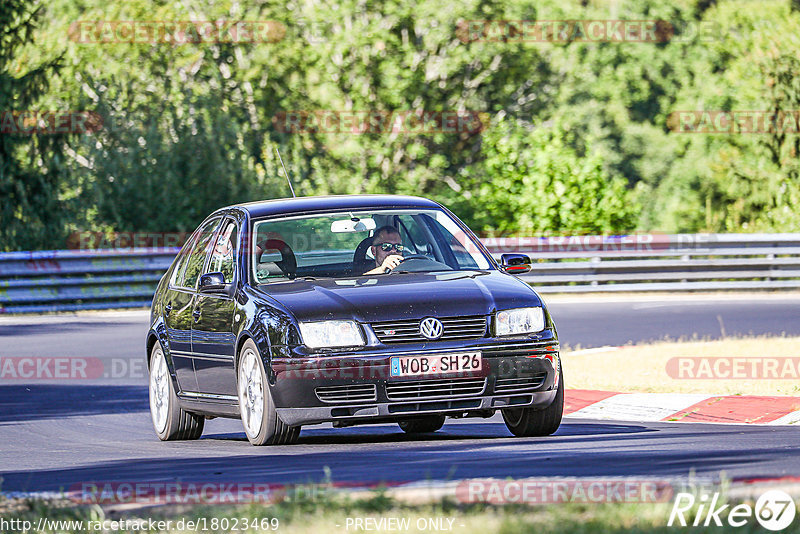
xmin=376 ymin=242 xmax=405 ymax=253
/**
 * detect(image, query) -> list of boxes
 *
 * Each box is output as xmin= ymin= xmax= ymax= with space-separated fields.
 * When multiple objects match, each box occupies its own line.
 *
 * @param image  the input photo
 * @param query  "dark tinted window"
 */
xmin=208 ymin=220 xmax=238 ymax=283
xmin=172 ymin=218 xmax=221 ymax=289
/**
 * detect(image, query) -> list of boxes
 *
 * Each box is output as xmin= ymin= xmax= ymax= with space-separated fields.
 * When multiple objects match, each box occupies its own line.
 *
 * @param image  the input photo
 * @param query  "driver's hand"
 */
xmin=381 ymin=254 xmax=404 ymax=272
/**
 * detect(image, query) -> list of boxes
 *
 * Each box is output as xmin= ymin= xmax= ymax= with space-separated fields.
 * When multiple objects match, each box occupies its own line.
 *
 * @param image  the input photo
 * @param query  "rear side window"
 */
xmin=171 ymin=218 xmax=221 ymax=289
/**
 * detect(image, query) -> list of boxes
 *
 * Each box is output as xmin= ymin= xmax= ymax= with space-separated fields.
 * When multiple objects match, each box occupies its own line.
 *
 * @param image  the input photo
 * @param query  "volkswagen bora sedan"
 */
xmin=147 ymin=195 xmax=562 ymax=445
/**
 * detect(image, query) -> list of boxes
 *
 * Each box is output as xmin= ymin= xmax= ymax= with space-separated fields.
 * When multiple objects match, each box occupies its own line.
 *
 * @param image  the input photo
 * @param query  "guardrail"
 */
xmin=0 ymin=248 xmax=177 ymax=314
xmin=1 ymin=233 xmax=799 ymax=313
xmin=484 ymin=233 xmax=800 ymax=293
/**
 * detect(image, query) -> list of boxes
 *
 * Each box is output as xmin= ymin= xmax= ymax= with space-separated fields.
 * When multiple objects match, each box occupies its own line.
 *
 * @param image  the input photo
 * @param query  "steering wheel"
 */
xmin=399 ymin=254 xmax=430 ymax=262
xmin=393 ymin=253 xmax=455 ymax=273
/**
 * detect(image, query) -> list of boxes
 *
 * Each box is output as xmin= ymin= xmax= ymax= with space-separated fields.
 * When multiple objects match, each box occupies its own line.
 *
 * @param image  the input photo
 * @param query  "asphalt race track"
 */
xmin=2 ymin=295 xmax=800 ymax=495
xmin=4 ymin=406 xmax=800 ymax=494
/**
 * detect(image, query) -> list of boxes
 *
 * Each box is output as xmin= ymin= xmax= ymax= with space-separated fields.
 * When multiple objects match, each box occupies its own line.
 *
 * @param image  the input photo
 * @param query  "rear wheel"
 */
xmin=398 ymin=415 xmax=446 ymax=434
xmin=502 ymin=368 xmax=564 ymax=437
xmin=237 ymin=339 xmax=300 ymax=445
xmin=149 ymin=342 xmax=204 ymax=441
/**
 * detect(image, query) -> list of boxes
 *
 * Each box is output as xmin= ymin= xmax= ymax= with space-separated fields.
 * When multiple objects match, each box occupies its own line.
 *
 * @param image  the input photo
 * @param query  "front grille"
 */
xmin=372 ymin=315 xmax=487 ymax=344
xmin=494 ymin=373 xmax=548 ymax=394
xmin=385 ymin=376 xmax=487 ymax=401
xmin=315 ymin=384 xmax=377 ymax=404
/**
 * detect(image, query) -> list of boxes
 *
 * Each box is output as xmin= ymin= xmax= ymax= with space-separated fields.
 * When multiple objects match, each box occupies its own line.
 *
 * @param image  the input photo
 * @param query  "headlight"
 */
xmin=495 ymin=307 xmax=545 ymax=336
xmin=298 ymin=320 xmax=365 ymax=349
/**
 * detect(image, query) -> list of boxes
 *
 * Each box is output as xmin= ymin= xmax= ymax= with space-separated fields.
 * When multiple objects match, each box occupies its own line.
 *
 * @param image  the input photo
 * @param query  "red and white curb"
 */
xmin=565 ymin=390 xmax=800 ymax=425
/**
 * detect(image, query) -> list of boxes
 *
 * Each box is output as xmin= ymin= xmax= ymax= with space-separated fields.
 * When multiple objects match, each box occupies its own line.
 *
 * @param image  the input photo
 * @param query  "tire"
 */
xmin=502 ymin=367 xmax=564 ymax=437
xmin=149 ymin=341 xmax=204 ymax=441
xmin=398 ymin=415 xmax=446 ymax=434
xmin=237 ymin=339 xmax=300 ymax=446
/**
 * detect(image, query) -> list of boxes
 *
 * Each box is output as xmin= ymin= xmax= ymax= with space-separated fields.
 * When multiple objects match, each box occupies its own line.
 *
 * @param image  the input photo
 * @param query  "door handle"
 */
xmin=164 ymin=302 xmax=172 ymax=314
xmin=192 ymin=307 xmax=201 ymax=321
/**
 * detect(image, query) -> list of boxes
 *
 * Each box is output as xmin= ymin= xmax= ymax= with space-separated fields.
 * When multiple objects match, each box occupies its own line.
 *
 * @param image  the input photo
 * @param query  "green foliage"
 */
xmin=471 ymin=117 xmax=638 ymax=235
xmin=3 ymin=0 xmax=800 ymax=250
xmin=647 ymin=0 xmax=800 ymax=232
xmin=0 ymin=0 xmax=67 ymax=251
xmin=48 ymin=0 xmax=305 ymax=234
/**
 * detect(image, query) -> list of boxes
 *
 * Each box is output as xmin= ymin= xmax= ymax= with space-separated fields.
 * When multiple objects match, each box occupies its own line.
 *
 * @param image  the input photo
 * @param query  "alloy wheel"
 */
xmin=238 ymin=348 xmax=264 ymax=437
xmin=149 ymin=347 xmax=169 ymax=434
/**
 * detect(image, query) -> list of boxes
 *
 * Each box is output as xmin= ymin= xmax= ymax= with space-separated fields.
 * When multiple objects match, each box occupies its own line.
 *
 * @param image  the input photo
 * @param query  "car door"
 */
xmin=192 ymin=218 xmax=239 ymax=396
xmin=164 ymin=217 xmax=221 ymax=393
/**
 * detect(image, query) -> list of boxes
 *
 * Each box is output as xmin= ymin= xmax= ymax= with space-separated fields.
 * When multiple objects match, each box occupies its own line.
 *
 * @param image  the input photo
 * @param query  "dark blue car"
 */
xmin=147 ymin=195 xmax=562 ymax=445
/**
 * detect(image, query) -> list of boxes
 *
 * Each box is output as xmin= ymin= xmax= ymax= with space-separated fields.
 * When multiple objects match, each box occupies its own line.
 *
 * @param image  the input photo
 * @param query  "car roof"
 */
xmin=221 ymin=195 xmax=443 ymax=219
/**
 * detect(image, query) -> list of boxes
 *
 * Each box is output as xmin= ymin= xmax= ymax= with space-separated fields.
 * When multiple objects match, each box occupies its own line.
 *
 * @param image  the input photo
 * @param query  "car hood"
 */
xmin=252 ymin=271 xmax=542 ymax=323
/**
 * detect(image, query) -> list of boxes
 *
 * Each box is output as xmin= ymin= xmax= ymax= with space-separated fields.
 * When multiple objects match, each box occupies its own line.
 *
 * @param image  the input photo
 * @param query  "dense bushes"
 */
xmin=3 ymin=0 xmax=799 ymax=250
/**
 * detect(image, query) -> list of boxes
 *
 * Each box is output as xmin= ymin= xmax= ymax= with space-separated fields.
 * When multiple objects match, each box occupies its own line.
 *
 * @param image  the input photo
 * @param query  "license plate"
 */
xmin=390 ymin=352 xmax=482 ymax=377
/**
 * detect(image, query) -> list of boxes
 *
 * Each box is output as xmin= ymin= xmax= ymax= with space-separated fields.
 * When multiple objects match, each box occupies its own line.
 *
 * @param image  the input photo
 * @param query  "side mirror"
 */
xmin=499 ymin=253 xmax=531 ymax=274
xmin=198 ymin=272 xmax=232 ymax=294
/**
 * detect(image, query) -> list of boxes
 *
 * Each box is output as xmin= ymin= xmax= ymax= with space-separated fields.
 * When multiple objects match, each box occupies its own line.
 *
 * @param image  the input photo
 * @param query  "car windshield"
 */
xmin=251 ymin=208 xmax=492 ymax=283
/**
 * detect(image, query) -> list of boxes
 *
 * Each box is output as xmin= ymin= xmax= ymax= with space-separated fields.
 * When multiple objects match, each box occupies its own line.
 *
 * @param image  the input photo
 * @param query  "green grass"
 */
xmin=1 ymin=486 xmax=795 ymax=533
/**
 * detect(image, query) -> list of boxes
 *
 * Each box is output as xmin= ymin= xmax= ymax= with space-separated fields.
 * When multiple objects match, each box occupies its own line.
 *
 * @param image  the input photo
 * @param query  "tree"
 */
xmin=0 ymin=0 xmax=66 ymax=250
xmin=469 ymin=117 xmax=639 ymax=236
xmin=647 ymin=1 xmax=800 ymax=232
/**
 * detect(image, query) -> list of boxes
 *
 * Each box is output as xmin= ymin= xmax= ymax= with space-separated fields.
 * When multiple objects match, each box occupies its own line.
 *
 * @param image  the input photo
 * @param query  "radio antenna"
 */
xmin=275 ymin=147 xmax=296 ymax=198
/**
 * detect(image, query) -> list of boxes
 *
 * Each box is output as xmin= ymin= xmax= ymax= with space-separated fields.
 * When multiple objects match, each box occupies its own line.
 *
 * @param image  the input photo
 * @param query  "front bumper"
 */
xmin=269 ymin=339 xmax=560 ymax=426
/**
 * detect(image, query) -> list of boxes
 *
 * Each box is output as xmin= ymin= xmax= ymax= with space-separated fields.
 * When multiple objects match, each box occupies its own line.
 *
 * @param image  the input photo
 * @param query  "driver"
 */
xmin=364 ymin=226 xmax=405 ymax=274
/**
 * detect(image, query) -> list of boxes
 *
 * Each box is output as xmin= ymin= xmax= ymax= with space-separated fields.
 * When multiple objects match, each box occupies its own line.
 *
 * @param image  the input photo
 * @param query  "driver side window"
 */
xmin=208 ymin=220 xmax=238 ymax=283
xmin=172 ymin=218 xmax=221 ymax=289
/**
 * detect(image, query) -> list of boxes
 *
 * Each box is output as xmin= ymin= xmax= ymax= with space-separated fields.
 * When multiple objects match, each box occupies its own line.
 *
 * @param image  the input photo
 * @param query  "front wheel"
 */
xmin=502 ymin=368 xmax=564 ymax=437
xmin=237 ymin=339 xmax=300 ymax=446
xmin=398 ymin=415 xmax=446 ymax=434
xmin=149 ymin=341 xmax=204 ymax=441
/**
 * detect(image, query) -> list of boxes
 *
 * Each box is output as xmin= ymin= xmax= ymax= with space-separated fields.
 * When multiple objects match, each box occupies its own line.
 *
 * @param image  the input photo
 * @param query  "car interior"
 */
xmin=253 ymin=212 xmax=481 ymax=282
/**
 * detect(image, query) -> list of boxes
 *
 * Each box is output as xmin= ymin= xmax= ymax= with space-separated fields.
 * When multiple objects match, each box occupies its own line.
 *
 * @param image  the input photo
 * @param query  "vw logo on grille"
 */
xmin=419 ymin=317 xmax=443 ymax=340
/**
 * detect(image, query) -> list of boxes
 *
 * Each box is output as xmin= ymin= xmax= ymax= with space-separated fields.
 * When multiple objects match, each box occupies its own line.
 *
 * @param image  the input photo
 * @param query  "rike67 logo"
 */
xmin=669 ymin=489 xmax=796 ymax=531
